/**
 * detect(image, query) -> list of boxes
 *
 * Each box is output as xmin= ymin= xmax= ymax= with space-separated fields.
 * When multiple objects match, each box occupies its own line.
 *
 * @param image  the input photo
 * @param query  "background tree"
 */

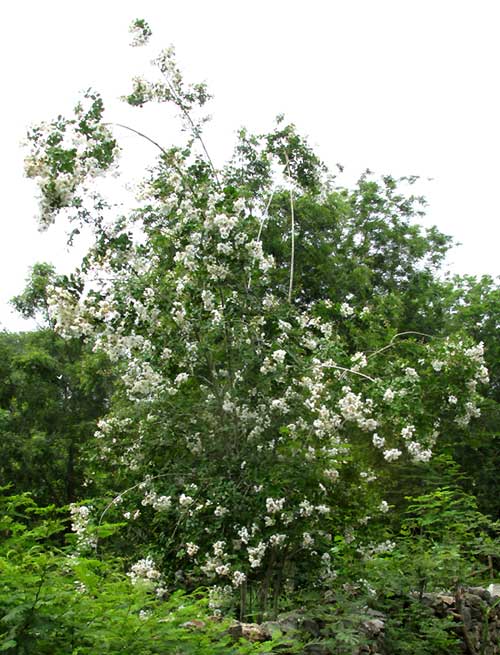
xmin=1 ymin=266 xmax=112 ymax=505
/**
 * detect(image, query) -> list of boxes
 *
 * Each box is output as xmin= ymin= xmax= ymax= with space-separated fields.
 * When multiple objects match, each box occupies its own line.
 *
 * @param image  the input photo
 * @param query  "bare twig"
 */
xmin=106 ymin=122 xmax=169 ymax=157
xmin=248 ymin=191 xmax=274 ymax=290
xmin=160 ymin=75 xmax=221 ymax=187
xmin=367 ymin=331 xmax=434 ymax=360
xmin=284 ymin=153 xmax=295 ymax=303
xmin=331 ymin=364 xmax=376 ymax=383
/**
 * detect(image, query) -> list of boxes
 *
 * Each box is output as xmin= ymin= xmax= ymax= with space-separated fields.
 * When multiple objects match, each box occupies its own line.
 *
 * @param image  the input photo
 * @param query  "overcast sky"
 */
xmin=1 ymin=0 xmax=499 ymax=331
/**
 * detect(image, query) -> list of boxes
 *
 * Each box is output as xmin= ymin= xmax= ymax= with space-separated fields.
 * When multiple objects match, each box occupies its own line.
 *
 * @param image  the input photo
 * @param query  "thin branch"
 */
xmin=284 ymin=153 xmax=295 ymax=303
xmin=106 ymin=122 xmax=169 ymax=157
xmin=367 ymin=331 xmax=434 ymax=360
xmin=105 ymin=122 xmax=197 ymax=195
xmin=160 ymin=75 xmax=221 ymax=188
xmin=97 ymin=472 xmax=174 ymax=527
xmin=330 ymin=364 xmax=376 ymax=383
xmin=256 ymin=191 xmax=275 ymax=243
xmin=247 ymin=191 xmax=274 ymax=290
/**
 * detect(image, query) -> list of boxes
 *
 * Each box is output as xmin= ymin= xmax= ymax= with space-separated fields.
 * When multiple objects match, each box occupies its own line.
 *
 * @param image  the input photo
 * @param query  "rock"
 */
xmin=181 ymin=619 xmax=206 ymax=629
xmin=301 ymin=618 xmax=322 ymax=638
xmin=487 ymin=583 xmax=500 ymax=598
xmin=276 ymin=611 xmax=303 ymax=633
xmin=361 ymin=618 xmax=385 ymax=637
xmin=261 ymin=620 xmax=283 ymax=637
xmin=469 ymin=586 xmax=492 ymax=601
xmin=228 ymin=622 xmax=270 ymax=642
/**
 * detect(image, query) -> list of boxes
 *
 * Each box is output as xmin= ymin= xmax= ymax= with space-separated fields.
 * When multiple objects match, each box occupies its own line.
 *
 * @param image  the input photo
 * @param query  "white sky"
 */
xmin=1 ymin=0 xmax=499 ymax=331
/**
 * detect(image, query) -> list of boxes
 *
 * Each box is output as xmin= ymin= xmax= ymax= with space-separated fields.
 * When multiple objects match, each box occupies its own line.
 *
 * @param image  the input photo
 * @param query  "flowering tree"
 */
xmin=23 ymin=20 xmax=488 ymax=613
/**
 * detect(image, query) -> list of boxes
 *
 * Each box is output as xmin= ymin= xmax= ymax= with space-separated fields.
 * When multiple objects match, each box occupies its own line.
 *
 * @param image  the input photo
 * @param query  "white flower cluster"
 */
xmin=269 ymin=533 xmax=287 ymax=547
xmin=128 ymin=557 xmax=162 ymax=585
xmin=186 ymin=542 xmax=200 ymax=557
xmin=383 ymin=448 xmax=402 ymax=462
xmin=338 ymin=386 xmax=377 ymax=432
xmin=248 ymin=541 xmax=267 ymax=568
xmin=455 ymin=401 xmax=481 ymax=428
xmin=340 ymin=302 xmax=354 ymax=318
xmin=266 ymin=497 xmax=285 ymax=514
xmin=142 ymin=491 xmax=172 ymax=511
xmin=406 ymin=441 xmax=432 ymax=463
xmin=25 ymin=101 xmax=119 ymax=230
xmin=404 ymin=367 xmax=419 ymax=381
xmin=363 ymin=540 xmax=396 ymax=558
xmin=179 ymin=493 xmax=194 ymax=508
xmin=231 ymin=570 xmax=247 ymax=587
xmin=208 ymin=584 xmax=233 ymax=611
xmin=351 ymin=352 xmax=367 ymax=371
xmin=382 ymin=388 xmax=395 ymax=403
xmin=122 ymin=360 xmax=164 ymax=401
xmin=378 ymin=500 xmax=389 ymax=513
xmin=69 ymin=504 xmax=96 ymax=551
xmin=201 ymin=540 xmax=233 ymax=578
xmin=302 ymin=532 xmax=314 ymax=548
xmin=47 ymin=287 xmax=92 ymax=340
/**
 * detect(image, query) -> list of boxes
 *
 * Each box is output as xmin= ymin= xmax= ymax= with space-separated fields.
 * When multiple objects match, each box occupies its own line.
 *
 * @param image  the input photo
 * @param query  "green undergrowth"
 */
xmin=0 ymin=492 xmax=300 ymax=655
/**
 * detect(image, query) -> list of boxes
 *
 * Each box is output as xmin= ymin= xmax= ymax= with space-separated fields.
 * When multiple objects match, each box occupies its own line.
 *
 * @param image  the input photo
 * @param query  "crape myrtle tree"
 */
xmin=23 ymin=20 xmax=489 ymax=613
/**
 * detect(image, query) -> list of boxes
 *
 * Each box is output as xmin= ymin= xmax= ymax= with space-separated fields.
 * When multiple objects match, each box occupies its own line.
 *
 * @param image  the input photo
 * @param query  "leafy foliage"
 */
xmin=1 ymin=17 xmax=498 ymax=654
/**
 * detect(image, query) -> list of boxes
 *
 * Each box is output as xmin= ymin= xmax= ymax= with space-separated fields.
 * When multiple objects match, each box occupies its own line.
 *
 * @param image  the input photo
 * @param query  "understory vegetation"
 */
xmin=1 ymin=19 xmax=498 ymax=654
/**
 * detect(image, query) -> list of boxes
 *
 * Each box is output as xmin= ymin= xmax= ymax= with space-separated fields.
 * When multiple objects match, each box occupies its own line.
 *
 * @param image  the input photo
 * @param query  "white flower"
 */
xmin=271 ymin=398 xmax=289 ymax=413
xmin=212 ymin=540 xmax=226 ymax=557
xmin=298 ymin=499 xmax=314 ymax=517
xmin=383 ymin=448 xmax=402 ymax=462
xmin=401 ymin=425 xmax=415 ymax=440
xmin=186 ymin=542 xmax=199 ymax=557
xmin=476 ymin=365 xmax=489 ymax=384
xmin=404 ymin=367 xmax=419 ymax=381
xmin=232 ymin=570 xmax=247 ymax=587
xmin=248 ymin=541 xmax=267 ymax=568
xmin=431 ymin=360 xmax=444 ymax=372
xmin=179 ymin=494 xmax=194 ymax=508
xmin=372 ymin=433 xmax=385 ymax=449
xmin=316 ymin=504 xmax=330 ymax=514
xmin=379 ymin=500 xmax=389 ymax=513
xmin=272 ymin=349 xmax=287 ymax=365
xmin=351 ymin=352 xmax=367 ymax=371
xmin=448 ymin=395 xmax=458 ymax=405
xmin=324 ymin=468 xmax=339 ymax=482
xmin=215 ymin=564 xmax=230 ymax=576
xmin=383 ymin=388 xmax=395 ymax=403
xmin=407 ymin=441 xmax=433 ymax=463
xmin=174 ymin=372 xmax=189 ymax=385
xmin=340 ymin=302 xmax=354 ymax=317
xmin=266 ymin=497 xmax=285 ymax=514
xmin=302 ymin=532 xmax=314 ymax=548
xmin=269 ymin=533 xmax=287 ymax=547
xmin=128 ymin=557 xmax=161 ymax=585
